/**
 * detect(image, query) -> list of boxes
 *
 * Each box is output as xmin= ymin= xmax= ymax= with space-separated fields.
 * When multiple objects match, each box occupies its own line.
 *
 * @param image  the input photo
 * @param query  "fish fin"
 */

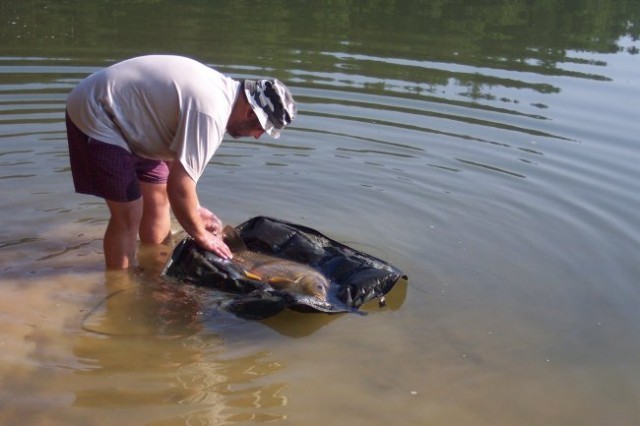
xmin=243 ymin=271 xmax=263 ymax=281
xmin=222 ymin=225 xmax=248 ymax=252
xmin=267 ymin=276 xmax=297 ymax=289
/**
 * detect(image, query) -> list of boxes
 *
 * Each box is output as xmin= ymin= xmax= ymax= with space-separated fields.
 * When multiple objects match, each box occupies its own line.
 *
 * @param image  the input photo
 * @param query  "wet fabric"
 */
xmin=162 ymin=216 xmax=406 ymax=319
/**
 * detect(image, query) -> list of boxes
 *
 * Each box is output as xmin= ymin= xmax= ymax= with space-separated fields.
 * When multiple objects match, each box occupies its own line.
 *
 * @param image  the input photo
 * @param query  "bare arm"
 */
xmin=167 ymin=161 xmax=232 ymax=259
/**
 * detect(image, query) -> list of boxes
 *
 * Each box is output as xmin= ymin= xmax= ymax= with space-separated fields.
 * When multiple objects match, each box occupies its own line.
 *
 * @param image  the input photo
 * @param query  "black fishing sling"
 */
xmin=162 ymin=216 xmax=406 ymax=319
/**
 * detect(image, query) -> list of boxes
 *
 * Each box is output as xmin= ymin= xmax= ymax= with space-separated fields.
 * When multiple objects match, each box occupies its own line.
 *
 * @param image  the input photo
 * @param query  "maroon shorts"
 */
xmin=65 ymin=113 xmax=170 ymax=202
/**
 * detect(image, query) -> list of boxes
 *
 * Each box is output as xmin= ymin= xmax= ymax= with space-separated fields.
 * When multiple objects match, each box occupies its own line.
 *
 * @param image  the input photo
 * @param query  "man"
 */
xmin=65 ymin=55 xmax=296 ymax=269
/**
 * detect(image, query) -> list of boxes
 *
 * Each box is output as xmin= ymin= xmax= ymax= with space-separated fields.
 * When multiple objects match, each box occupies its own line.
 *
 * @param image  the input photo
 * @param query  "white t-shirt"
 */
xmin=66 ymin=55 xmax=240 ymax=182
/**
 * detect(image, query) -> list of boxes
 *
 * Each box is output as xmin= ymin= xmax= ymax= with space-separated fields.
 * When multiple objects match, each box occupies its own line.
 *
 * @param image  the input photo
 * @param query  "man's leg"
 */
xmin=104 ymin=198 xmax=143 ymax=269
xmin=67 ymin=114 xmax=144 ymax=269
xmin=138 ymin=181 xmax=171 ymax=244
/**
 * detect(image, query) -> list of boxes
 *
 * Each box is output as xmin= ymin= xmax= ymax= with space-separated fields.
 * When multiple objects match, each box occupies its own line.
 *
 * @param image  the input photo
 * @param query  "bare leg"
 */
xmin=104 ymin=198 xmax=143 ymax=269
xmin=138 ymin=181 xmax=171 ymax=244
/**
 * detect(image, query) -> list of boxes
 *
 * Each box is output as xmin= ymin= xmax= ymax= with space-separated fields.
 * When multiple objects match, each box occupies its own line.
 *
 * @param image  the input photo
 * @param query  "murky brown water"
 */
xmin=1 ymin=1 xmax=640 ymax=424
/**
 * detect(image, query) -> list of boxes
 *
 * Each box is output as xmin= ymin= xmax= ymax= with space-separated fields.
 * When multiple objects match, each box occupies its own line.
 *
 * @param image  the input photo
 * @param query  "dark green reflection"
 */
xmin=1 ymin=0 xmax=637 ymax=62
xmin=1 ymin=1 xmax=638 ymax=107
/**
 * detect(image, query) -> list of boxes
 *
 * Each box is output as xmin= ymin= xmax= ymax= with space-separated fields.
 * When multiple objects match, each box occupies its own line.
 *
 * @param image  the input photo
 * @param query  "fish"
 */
xmin=222 ymin=225 xmax=330 ymax=301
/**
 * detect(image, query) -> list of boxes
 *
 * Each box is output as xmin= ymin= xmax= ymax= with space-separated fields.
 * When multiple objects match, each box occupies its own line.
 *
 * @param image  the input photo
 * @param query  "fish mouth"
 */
xmin=313 ymin=288 xmax=329 ymax=302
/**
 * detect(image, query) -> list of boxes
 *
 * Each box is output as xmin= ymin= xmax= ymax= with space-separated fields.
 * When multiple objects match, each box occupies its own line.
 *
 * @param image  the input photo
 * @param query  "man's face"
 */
xmin=227 ymin=110 xmax=265 ymax=139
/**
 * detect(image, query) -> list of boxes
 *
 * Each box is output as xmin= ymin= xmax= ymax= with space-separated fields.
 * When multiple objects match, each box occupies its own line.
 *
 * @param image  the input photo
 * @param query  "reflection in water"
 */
xmin=72 ymin=246 xmax=288 ymax=424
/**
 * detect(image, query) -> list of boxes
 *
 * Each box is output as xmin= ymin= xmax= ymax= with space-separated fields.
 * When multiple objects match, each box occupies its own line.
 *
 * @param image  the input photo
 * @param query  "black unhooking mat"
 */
xmin=162 ymin=216 xmax=406 ymax=319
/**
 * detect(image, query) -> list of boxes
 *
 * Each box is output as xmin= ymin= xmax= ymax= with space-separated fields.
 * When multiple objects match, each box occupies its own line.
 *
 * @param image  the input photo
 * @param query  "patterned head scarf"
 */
xmin=243 ymin=79 xmax=296 ymax=139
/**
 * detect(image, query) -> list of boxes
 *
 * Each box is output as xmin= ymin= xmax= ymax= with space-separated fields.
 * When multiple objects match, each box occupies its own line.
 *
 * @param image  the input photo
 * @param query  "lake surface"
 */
xmin=1 ymin=1 xmax=639 ymax=424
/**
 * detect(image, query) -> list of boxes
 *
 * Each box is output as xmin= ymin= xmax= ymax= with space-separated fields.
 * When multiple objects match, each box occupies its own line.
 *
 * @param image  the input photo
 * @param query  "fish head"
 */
xmin=295 ymin=273 xmax=329 ymax=301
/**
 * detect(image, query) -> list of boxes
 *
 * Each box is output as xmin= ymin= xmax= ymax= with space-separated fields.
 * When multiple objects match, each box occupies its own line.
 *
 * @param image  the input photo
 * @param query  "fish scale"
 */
xmin=223 ymin=226 xmax=330 ymax=301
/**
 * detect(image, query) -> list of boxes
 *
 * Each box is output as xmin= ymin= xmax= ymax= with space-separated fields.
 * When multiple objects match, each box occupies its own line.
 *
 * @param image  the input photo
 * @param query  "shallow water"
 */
xmin=1 ymin=1 xmax=639 ymax=424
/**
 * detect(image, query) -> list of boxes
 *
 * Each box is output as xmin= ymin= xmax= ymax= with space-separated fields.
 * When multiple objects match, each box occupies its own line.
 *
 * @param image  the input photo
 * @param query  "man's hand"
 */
xmin=196 ymin=232 xmax=233 ymax=259
xmin=195 ymin=206 xmax=232 ymax=258
xmin=197 ymin=206 xmax=223 ymax=235
xmin=166 ymin=161 xmax=233 ymax=259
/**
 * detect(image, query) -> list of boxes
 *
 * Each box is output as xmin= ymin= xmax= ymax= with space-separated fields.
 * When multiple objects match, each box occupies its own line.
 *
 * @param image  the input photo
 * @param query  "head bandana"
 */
xmin=244 ymin=79 xmax=296 ymax=139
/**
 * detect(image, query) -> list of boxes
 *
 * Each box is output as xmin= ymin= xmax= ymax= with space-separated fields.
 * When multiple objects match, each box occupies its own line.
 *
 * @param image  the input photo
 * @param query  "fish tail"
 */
xmin=222 ymin=225 xmax=248 ymax=252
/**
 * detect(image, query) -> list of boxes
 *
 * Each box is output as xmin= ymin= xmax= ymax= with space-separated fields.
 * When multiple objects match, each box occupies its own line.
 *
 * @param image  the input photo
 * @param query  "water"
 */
xmin=1 ymin=0 xmax=639 ymax=424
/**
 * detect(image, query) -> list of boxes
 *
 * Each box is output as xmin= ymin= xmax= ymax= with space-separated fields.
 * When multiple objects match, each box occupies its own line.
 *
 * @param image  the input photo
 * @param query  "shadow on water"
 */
xmin=260 ymin=277 xmax=408 ymax=338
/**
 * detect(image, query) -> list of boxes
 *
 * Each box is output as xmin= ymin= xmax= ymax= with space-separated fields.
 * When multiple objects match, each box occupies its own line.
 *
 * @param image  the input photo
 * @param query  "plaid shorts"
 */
xmin=65 ymin=113 xmax=170 ymax=202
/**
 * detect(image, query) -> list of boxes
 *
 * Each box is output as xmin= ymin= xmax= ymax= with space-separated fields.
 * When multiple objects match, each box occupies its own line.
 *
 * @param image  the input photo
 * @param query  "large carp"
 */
xmin=222 ymin=226 xmax=330 ymax=301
